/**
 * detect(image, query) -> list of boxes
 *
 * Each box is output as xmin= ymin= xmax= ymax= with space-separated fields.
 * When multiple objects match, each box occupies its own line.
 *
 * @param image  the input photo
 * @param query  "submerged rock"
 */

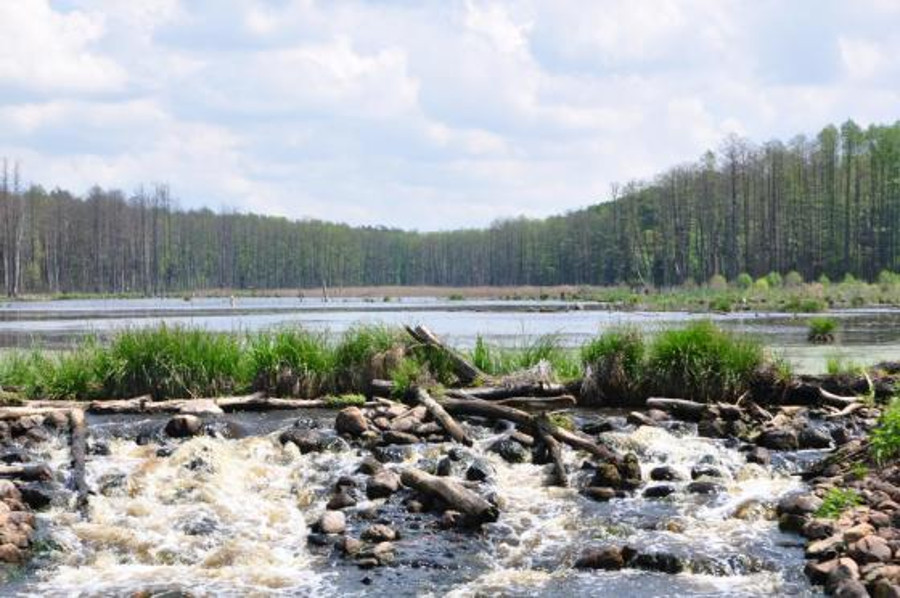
xmin=643 ymin=485 xmax=675 ymax=499
xmin=590 ymin=464 xmax=622 ymax=489
xmin=650 ymin=466 xmax=682 ymax=482
xmin=278 ymin=428 xmax=323 ymax=453
xmin=488 ymin=438 xmax=530 ymax=464
xmin=757 ymin=428 xmax=799 ymax=451
xmin=164 ymin=415 xmax=203 ymax=438
xmin=575 ymin=546 xmax=625 ymax=570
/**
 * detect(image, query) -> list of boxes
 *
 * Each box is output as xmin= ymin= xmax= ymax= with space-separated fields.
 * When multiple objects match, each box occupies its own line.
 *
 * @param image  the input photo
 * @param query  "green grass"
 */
xmin=871 ymin=398 xmax=900 ymax=465
xmin=815 ymin=487 xmax=862 ymax=519
xmin=468 ymin=334 xmax=581 ymax=381
xmin=807 ymin=316 xmax=837 ymax=343
xmin=580 ymin=327 xmax=646 ymax=403
xmin=825 ymin=353 xmax=865 ymax=377
xmin=245 ymin=329 xmax=333 ymax=397
xmin=323 ymin=394 xmax=367 ymax=408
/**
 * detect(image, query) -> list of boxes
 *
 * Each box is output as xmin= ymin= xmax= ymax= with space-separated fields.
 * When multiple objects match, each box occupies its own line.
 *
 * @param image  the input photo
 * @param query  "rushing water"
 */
xmin=9 ymin=410 xmax=822 ymax=597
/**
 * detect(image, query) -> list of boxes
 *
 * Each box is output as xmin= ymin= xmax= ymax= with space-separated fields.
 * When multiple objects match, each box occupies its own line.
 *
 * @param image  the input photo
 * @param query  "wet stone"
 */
xmin=575 ymin=546 xmax=625 ymax=570
xmin=803 ymin=518 xmax=837 ymax=540
xmin=327 ymin=490 xmax=357 ymax=511
xmin=335 ymin=407 xmax=368 ymax=437
xmin=361 ymin=524 xmax=397 ymax=542
xmin=317 ymin=511 xmax=346 ymax=535
xmin=650 ymin=466 xmax=682 ymax=481
xmin=873 ymin=580 xmax=900 ymax=598
xmin=278 ymin=428 xmax=323 ymax=454
xmin=690 ymin=465 xmax=723 ymax=480
xmin=181 ymin=513 xmax=220 ymax=536
xmin=756 ymin=428 xmax=799 ymax=451
xmin=686 ymin=481 xmax=721 ymax=495
xmin=381 ymin=431 xmax=419 ymax=446
xmin=832 ymin=579 xmax=869 ymax=598
xmin=358 ymin=456 xmax=383 ymax=475
xmin=777 ymin=493 xmax=823 ymax=516
xmin=371 ymin=445 xmax=414 ymax=464
xmin=643 ymin=485 xmax=675 ymax=499
xmin=632 ymin=551 xmax=685 ymax=574
xmin=745 ymin=446 xmax=771 ymax=466
xmin=366 ymin=470 xmax=401 ymax=499
xmin=850 ymin=535 xmax=892 ymax=564
xmin=488 ymin=438 xmax=530 ymax=464
xmin=465 ymin=460 xmax=494 ymax=482
xmin=164 ymin=415 xmax=203 ymax=438
xmin=584 ymin=487 xmax=617 ymax=502
xmin=590 ymin=464 xmax=622 ymax=489
xmin=17 ymin=482 xmax=55 ymax=510
xmin=799 ymin=426 xmax=833 ymax=449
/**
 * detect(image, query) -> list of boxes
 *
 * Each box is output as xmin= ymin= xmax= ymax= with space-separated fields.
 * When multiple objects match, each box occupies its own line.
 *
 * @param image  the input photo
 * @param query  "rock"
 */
xmin=757 ymin=428 xmax=799 ymax=451
xmin=489 ymin=438 xmax=530 ymax=464
xmin=0 ymin=449 xmax=30 ymax=465
xmin=584 ymin=487 xmax=617 ymax=502
xmin=871 ymin=511 xmax=891 ymax=528
xmin=632 ymin=551 xmax=685 ymax=574
xmin=18 ymin=482 xmax=54 ymax=510
xmin=440 ymin=510 xmax=462 ymax=529
xmin=619 ymin=453 xmax=642 ymax=485
xmin=777 ymin=493 xmax=823 ymax=516
xmin=850 ymin=535 xmax=892 ymax=564
xmin=465 ymin=460 xmax=494 ymax=482
xmin=643 ymin=485 xmax=675 ymax=499
xmin=279 ymin=428 xmax=323 ymax=453
xmin=180 ymin=513 xmax=219 ymax=536
xmin=164 ymin=415 xmax=203 ymax=438
xmin=381 ymin=430 xmax=419 ymax=445
xmin=591 ymin=464 xmax=622 ymax=488
xmin=342 ymin=536 xmax=363 ymax=556
xmin=845 ymin=523 xmax=876 ymax=543
xmin=690 ymin=465 xmax=723 ymax=480
xmin=806 ymin=533 xmax=845 ymax=560
xmin=779 ymin=514 xmax=808 ymax=534
xmin=698 ymin=418 xmax=727 ymax=438
xmin=358 ymin=456 xmax=383 ymax=475
xmin=832 ymin=579 xmax=869 ymax=598
xmin=686 ymin=481 xmax=721 ymax=495
xmin=0 ymin=543 xmax=23 ymax=564
xmin=650 ymin=466 xmax=682 ymax=482
xmin=803 ymin=518 xmax=837 ymax=540
xmin=366 ymin=470 xmax=400 ymax=499
xmin=745 ymin=446 xmax=771 ymax=466
xmin=627 ymin=412 xmax=660 ymax=427
xmin=806 ymin=558 xmax=840 ymax=584
xmin=335 ymin=407 xmax=368 ymax=437
xmin=798 ymin=426 xmax=832 ymax=449
xmin=826 ymin=558 xmax=861 ymax=593
xmin=327 ymin=490 xmax=357 ymax=510
xmin=0 ymin=481 xmax=21 ymax=502
xmin=316 ymin=511 xmax=346 ymax=535
xmin=361 ymin=524 xmax=397 ymax=542
xmin=581 ymin=419 xmax=615 ymax=435
xmin=873 ymin=579 xmax=900 ymax=598
xmin=574 ymin=546 xmax=625 ymax=570
xmin=371 ymin=445 xmax=414 ymax=463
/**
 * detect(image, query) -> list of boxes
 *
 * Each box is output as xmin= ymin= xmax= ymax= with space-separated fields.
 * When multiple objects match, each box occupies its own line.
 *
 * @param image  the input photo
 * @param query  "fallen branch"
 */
xmin=645 ymin=398 xmax=709 ymax=422
xmin=448 ymin=382 xmax=568 ymax=401
xmin=535 ymin=414 xmax=567 ymax=487
xmin=413 ymin=388 xmax=472 ymax=446
xmin=825 ymin=402 xmax=866 ymax=419
xmin=405 ymin=325 xmax=485 ymax=385
xmin=68 ymin=409 xmax=89 ymax=511
xmin=818 ymin=387 xmax=859 ymax=408
xmin=495 ymin=395 xmax=577 ymax=411
xmin=401 ymin=468 xmax=498 ymax=523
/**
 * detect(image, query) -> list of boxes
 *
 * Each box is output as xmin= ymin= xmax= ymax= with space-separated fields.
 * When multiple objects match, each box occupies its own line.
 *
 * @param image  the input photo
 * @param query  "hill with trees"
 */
xmin=1 ymin=119 xmax=899 ymax=296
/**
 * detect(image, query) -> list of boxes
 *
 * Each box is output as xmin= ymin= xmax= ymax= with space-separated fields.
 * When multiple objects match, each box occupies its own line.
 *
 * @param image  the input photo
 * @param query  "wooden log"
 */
xmin=825 ymin=402 xmax=866 ymax=419
xmin=68 ymin=409 xmax=89 ymax=511
xmin=448 ymin=382 xmax=568 ymax=401
xmin=400 ymin=468 xmax=498 ymax=523
xmin=535 ymin=414 xmax=567 ymax=487
xmin=413 ymin=388 xmax=472 ymax=446
xmin=645 ymin=398 xmax=710 ymax=422
xmin=0 ymin=407 xmax=75 ymax=420
xmin=88 ymin=395 xmax=153 ymax=414
xmin=496 ymin=395 xmax=577 ymax=411
xmin=370 ymin=379 xmax=395 ymax=398
xmin=405 ymin=325 xmax=485 ymax=384
xmin=0 ymin=463 xmax=53 ymax=481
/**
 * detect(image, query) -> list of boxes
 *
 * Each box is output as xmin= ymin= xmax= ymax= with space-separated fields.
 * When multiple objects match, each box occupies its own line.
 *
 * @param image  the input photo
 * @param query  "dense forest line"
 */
xmin=1 ymin=119 xmax=899 ymax=296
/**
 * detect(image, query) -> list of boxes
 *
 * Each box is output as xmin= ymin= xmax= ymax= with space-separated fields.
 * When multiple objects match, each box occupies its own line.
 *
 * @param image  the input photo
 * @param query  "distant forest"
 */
xmin=1 ymin=119 xmax=899 ymax=296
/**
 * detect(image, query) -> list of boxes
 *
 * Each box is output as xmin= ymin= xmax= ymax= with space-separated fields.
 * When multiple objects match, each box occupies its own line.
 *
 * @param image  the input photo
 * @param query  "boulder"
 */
xmin=757 ymin=428 xmax=799 ymax=451
xmin=574 ymin=546 xmax=625 ymax=570
xmin=850 ymin=535 xmax=892 ymax=564
xmin=584 ymin=487 xmax=617 ymax=502
xmin=335 ymin=407 xmax=368 ymax=437
xmin=745 ymin=446 xmax=771 ymax=466
xmin=278 ymin=428 xmax=323 ymax=454
xmin=643 ymin=485 xmax=675 ymax=499
xmin=686 ymin=481 xmax=721 ymax=495
xmin=361 ymin=524 xmax=397 ymax=543
xmin=632 ymin=551 xmax=685 ymax=574
xmin=164 ymin=415 xmax=203 ymax=438
xmin=799 ymin=426 xmax=833 ymax=449
xmin=488 ymin=438 xmax=530 ymax=464
xmin=590 ymin=464 xmax=622 ymax=489
xmin=691 ymin=465 xmax=723 ymax=480
xmin=316 ymin=511 xmax=346 ymax=535
xmin=650 ymin=466 xmax=682 ymax=482
xmin=366 ymin=470 xmax=401 ymax=499
xmin=777 ymin=493 xmax=823 ymax=516
xmin=327 ymin=490 xmax=357 ymax=511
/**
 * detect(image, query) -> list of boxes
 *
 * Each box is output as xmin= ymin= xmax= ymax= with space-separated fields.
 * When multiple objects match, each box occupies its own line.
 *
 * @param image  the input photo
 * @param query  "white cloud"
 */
xmin=0 ymin=0 xmax=899 ymax=230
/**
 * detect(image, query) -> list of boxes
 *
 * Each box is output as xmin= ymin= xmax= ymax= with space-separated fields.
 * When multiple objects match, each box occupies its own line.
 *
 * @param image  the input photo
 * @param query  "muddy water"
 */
xmin=2 ymin=297 xmax=900 ymax=374
xmin=7 ymin=410 xmax=823 ymax=597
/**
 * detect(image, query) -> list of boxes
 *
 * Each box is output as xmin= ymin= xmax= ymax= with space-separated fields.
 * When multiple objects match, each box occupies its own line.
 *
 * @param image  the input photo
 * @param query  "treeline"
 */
xmin=1 ymin=119 xmax=899 ymax=296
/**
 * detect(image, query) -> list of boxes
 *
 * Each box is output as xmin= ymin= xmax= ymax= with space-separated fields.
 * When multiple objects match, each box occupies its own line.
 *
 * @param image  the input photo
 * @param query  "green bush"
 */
xmin=871 ymin=399 xmax=900 ymax=465
xmin=765 ymin=272 xmax=783 ymax=288
xmin=807 ymin=317 xmax=837 ymax=343
xmin=784 ymin=271 xmax=804 ymax=287
xmin=707 ymin=274 xmax=728 ymax=291
xmin=709 ymin=296 xmax=733 ymax=312
xmin=816 ymin=487 xmax=862 ymax=519
xmin=647 ymin=321 xmax=764 ymax=402
xmin=734 ymin=273 xmax=753 ymax=290
xmin=786 ymin=296 xmax=826 ymax=313
xmin=753 ymin=278 xmax=770 ymax=291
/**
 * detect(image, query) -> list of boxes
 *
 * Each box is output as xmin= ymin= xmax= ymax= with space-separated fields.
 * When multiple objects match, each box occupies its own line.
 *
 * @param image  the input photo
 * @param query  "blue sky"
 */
xmin=1 ymin=0 xmax=899 ymax=230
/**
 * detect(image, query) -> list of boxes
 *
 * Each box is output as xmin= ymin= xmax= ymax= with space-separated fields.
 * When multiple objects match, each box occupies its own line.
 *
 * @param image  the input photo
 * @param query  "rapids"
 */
xmin=8 ymin=410 xmax=822 ymax=597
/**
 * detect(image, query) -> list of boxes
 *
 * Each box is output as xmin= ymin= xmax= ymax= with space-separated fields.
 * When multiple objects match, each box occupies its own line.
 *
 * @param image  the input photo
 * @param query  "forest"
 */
xmin=1 ymin=119 xmax=899 ymax=296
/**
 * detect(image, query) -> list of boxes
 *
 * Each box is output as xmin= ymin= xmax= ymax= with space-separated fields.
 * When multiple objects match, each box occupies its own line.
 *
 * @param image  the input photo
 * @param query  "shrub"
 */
xmin=765 ymin=272 xmax=783 ymax=288
xmin=816 ymin=488 xmax=862 ymax=519
xmin=707 ymin=274 xmax=728 ymax=291
xmin=753 ymin=278 xmax=770 ymax=291
xmin=709 ymin=296 xmax=733 ymax=313
xmin=784 ymin=270 xmax=804 ymax=287
xmin=734 ymin=273 xmax=753 ymax=290
xmin=390 ymin=357 xmax=425 ymax=398
xmin=647 ymin=321 xmax=764 ymax=403
xmin=807 ymin=317 xmax=837 ymax=343
xmin=818 ymin=274 xmax=831 ymax=285
xmin=333 ymin=325 xmax=404 ymax=392
xmin=580 ymin=328 xmax=647 ymax=405
xmin=878 ymin=270 xmax=900 ymax=286
xmin=871 ymin=399 xmax=900 ymax=465
xmin=786 ymin=296 xmax=826 ymax=313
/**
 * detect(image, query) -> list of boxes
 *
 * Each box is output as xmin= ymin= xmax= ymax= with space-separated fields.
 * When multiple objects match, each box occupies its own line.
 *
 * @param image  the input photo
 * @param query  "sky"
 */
xmin=1 ymin=1 xmax=899 ymax=230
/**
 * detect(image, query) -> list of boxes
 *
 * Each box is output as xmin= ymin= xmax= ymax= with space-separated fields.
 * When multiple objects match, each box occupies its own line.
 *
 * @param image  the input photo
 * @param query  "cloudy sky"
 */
xmin=1 ymin=1 xmax=899 ymax=230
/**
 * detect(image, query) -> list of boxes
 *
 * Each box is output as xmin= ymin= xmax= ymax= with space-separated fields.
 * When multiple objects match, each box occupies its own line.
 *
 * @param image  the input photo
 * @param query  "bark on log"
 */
xmin=405 ymin=325 xmax=485 ymax=385
xmin=448 ymin=382 xmax=568 ymax=401
xmin=0 ymin=463 xmax=52 ymax=481
xmin=495 ymin=395 xmax=577 ymax=411
xmin=645 ymin=398 xmax=709 ymax=422
xmin=68 ymin=408 xmax=88 ymax=511
xmin=535 ymin=414 xmax=567 ymax=487
xmin=400 ymin=468 xmax=498 ymax=523
xmin=413 ymin=388 xmax=472 ymax=446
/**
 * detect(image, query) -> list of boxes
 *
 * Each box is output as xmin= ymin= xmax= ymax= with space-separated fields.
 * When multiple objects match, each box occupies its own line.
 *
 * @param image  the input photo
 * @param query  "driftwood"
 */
xmin=68 ymin=409 xmax=89 ymax=511
xmin=401 ymin=468 xmax=498 ymax=523
xmin=448 ymin=382 xmax=568 ymax=401
xmin=405 ymin=325 xmax=485 ymax=384
xmin=413 ymin=388 xmax=472 ymax=446
xmin=0 ymin=463 xmax=52 ymax=481
xmin=495 ymin=395 xmax=577 ymax=411
xmin=825 ymin=402 xmax=866 ymax=419
xmin=438 ymin=397 xmax=619 ymax=462
xmin=535 ymin=414 xmax=567 ymax=487
xmin=86 ymin=392 xmax=381 ymax=415
xmin=818 ymin=387 xmax=859 ymax=408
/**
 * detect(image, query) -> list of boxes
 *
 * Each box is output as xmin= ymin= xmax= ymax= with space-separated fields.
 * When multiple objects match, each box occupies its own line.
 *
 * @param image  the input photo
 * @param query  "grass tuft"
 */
xmin=807 ymin=316 xmax=837 ymax=343
xmin=815 ymin=487 xmax=862 ymax=519
xmin=871 ymin=399 xmax=900 ymax=465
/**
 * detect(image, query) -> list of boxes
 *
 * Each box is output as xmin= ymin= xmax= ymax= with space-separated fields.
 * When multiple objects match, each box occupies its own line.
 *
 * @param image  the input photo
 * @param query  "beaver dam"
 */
xmin=0 ymin=324 xmax=898 ymax=597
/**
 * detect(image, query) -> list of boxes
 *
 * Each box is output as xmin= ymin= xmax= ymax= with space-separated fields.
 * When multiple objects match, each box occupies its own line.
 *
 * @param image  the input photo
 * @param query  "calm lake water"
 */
xmin=1 ymin=297 xmax=899 ymax=374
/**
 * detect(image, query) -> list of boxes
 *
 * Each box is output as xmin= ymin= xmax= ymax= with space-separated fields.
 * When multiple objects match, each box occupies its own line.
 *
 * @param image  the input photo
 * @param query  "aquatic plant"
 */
xmin=807 ymin=317 xmax=837 ymax=343
xmin=647 ymin=321 xmax=764 ymax=403
xmin=871 ymin=399 xmax=900 ymax=465
xmin=734 ymin=273 xmax=753 ymax=290
xmin=245 ymin=329 xmax=333 ymax=397
xmin=825 ymin=354 xmax=865 ymax=377
xmin=815 ymin=488 xmax=862 ymax=519
xmin=469 ymin=334 xmax=581 ymax=381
